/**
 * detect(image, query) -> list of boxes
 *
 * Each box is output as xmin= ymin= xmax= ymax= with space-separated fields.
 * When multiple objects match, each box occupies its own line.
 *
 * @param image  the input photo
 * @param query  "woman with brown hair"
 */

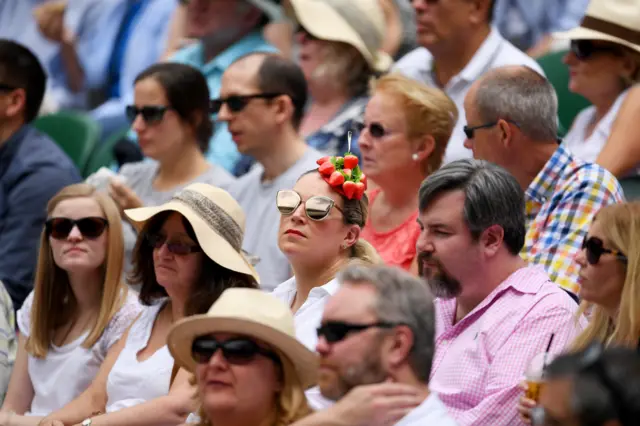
xmin=518 ymin=202 xmax=640 ymax=423
xmin=38 ymin=183 xmax=259 ymax=426
xmin=0 ymin=184 xmax=141 ymax=424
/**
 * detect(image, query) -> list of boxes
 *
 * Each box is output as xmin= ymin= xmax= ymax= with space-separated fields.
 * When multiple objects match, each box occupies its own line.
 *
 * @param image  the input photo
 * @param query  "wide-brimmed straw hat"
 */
xmin=286 ymin=0 xmax=393 ymax=72
xmin=167 ymin=288 xmax=318 ymax=389
xmin=124 ymin=183 xmax=259 ymax=283
xmin=554 ymin=0 xmax=640 ymax=54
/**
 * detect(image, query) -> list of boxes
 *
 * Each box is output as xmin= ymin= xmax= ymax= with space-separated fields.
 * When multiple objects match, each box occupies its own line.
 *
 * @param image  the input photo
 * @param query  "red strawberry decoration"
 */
xmin=316 ymin=156 xmax=330 ymax=166
xmin=318 ymin=161 xmax=335 ymax=176
xmin=328 ymin=171 xmax=345 ymax=187
xmin=343 ymin=154 xmax=358 ymax=169
xmin=354 ymin=182 xmax=366 ymax=199
xmin=342 ymin=181 xmax=356 ymax=199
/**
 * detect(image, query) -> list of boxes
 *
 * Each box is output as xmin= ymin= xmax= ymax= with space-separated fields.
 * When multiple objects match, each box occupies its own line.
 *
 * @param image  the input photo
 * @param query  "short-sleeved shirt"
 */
xmin=17 ymin=290 xmax=141 ymax=415
xmin=229 ymin=147 xmax=323 ymax=290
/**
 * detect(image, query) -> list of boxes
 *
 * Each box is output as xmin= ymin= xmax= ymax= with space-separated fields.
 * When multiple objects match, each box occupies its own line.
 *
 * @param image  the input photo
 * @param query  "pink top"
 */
xmin=430 ymin=266 xmax=585 ymax=426
xmin=360 ymin=189 xmax=420 ymax=270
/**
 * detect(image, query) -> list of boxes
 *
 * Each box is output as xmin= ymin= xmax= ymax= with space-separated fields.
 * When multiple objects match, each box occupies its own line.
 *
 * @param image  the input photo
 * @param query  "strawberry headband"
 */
xmin=316 ymin=131 xmax=368 ymax=200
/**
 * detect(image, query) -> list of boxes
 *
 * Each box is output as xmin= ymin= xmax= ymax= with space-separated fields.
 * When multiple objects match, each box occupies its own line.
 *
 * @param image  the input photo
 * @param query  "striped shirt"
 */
xmin=0 ymin=280 xmax=16 ymax=405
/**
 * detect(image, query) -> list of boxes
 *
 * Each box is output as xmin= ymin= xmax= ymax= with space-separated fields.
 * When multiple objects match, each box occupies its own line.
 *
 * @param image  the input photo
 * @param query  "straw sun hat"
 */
xmin=124 ymin=183 xmax=259 ymax=283
xmin=554 ymin=0 xmax=640 ymax=54
xmin=286 ymin=0 xmax=393 ymax=72
xmin=167 ymin=288 xmax=318 ymax=389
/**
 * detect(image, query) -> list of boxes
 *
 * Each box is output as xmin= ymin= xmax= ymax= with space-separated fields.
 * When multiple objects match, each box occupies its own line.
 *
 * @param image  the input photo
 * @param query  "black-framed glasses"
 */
xmin=276 ymin=190 xmax=343 ymax=221
xmin=581 ymin=236 xmax=627 ymax=265
xmin=352 ymin=121 xmax=388 ymax=139
xmin=317 ymin=320 xmax=400 ymax=343
xmin=463 ymin=120 xmax=519 ymax=139
xmin=570 ymin=40 xmax=623 ymax=61
xmin=145 ymin=233 xmax=202 ymax=255
xmin=0 ymin=83 xmax=17 ymax=92
xmin=210 ymin=93 xmax=282 ymax=114
xmin=45 ymin=217 xmax=109 ymax=240
xmin=531 ymin=342 xmax=629 ymax=426
xmin=191 ymin=336 xmax=280 ymax=365
xmin=125 ymin=105 xmax=172 ymax=124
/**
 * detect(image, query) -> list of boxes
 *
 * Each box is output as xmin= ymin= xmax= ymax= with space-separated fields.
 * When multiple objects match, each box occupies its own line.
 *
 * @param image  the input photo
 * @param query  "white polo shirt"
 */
xmin=393 ymin=27 xmax=545 ymax=164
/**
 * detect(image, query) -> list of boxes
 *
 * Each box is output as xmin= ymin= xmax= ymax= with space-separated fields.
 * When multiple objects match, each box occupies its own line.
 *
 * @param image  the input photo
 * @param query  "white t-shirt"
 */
xmin=105 ymin=298 xmax=174 ymax=412
xmin=17 ymin=291 xmax=141 ymax=416
xmin=395 ymin=393 xmax=458 ymax=426
xmin=562 ymin=90 xmax=637 ymax=175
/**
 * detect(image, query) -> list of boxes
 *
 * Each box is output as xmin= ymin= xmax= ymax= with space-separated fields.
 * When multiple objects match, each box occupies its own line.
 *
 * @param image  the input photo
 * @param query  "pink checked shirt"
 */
xmin=430 ymin=266 xmax=585 ymax=426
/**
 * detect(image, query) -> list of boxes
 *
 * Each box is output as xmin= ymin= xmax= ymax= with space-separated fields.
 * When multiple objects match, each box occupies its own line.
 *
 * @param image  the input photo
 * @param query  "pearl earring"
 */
xmin=412 ymin=153 xmax=419 ymax=161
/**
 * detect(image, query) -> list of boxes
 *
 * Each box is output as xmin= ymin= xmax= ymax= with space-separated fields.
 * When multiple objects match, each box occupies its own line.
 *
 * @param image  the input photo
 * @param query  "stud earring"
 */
xmin=412 ymin=153 xmax=419 ymax=161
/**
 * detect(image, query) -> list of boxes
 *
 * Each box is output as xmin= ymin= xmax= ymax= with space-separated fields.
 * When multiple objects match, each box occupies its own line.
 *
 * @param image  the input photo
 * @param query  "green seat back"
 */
xmin=33 ymin=111 xmax=100 ymax=171
xmin=536 ymin=50 xmax=592 ymax=137
xmin=83 ymin=127 xmax=130 ymax=178
xmin=619 ymin=176 xmax=640 ymax=201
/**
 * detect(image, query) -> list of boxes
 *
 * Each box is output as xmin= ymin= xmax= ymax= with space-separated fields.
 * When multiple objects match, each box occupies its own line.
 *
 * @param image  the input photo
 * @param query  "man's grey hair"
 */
xmin=337 ymin=264 xmax=436 ymax=383
xmin=418 ymin=159 xmax=525 ymax=255
xmin=474 ymin=66 xmax=558 ymax=142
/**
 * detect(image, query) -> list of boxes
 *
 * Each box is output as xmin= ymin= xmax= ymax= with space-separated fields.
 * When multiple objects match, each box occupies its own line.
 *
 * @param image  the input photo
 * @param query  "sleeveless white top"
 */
xmin=17 ymin=291 xmax=141 ymax=416
xmin=105 ymin=298 xmax=173 ymax=412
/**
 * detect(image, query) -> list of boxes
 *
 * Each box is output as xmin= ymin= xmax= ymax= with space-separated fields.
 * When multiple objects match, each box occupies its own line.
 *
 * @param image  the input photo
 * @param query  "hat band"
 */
xmin=173 ymin=189 xmax=243 ymax=252
xmin=581 ymin=15 xmax=640 ymax=46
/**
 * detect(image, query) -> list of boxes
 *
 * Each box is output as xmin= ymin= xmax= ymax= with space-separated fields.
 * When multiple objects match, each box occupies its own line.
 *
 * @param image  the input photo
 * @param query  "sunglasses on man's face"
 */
xmin=352 ymin=121 xmax=388 ymax=139
xmin=0 ymin=83 xmax=17 ymax=92
xmin=191 ymin=336 xmax=279 ymax=365
xmin=145 ymin=232 xmax=202 ymax=255
xmin=570 ymin=40 xmax=623 ymax=61
xmin=125 ymin=105 xmax=172 ymax=124
xmin=45 ymin=217 xmax=109 ymax=240
xmin=581 ymin=236 xmax=627 ymax=265
xmin=276 ymin=190 xmax=343 ymax=221
xmin=463 ymin=119 xmax=520 ymax=139
xmin=210 ymin=93 xmax=282 ymax=114
xmin=316 ymin=320 xmax=399 ymax=344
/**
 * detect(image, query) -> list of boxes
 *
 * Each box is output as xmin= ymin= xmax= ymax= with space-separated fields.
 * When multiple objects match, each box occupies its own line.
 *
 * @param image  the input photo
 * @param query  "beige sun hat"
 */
xmin=124 ymin=183 xmax=259 ymax=283
xmin=554 ymin=0 xmax=640 ymax=54
xmin=167 ymin=287 xmax=318 ymax=389
xmin=286 ymin=0 xmax=393 ymax=72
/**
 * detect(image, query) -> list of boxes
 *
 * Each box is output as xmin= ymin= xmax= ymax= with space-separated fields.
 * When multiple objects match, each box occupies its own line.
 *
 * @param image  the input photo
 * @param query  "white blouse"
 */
xmin=562 ymin=90 xmax=638 ymax=174
xmin=105 ymin=298 xmax=174 ymax=412
xmin=17 ymin=291 xmax=141 ymax=416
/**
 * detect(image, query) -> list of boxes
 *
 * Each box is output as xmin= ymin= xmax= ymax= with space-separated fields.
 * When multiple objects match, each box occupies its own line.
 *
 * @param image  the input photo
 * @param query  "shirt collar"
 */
xmin=525 ymin=145 xmax=574 ymax=204
xmin=272 ymin=276 xmax=341 ymax=299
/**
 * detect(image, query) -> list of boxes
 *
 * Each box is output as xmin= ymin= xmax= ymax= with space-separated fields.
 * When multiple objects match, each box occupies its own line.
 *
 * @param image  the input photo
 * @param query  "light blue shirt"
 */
xmin=493 ymin=0 xmax=589 ymax=50
xmin=169 ymin=31 xmax=278 ymax=174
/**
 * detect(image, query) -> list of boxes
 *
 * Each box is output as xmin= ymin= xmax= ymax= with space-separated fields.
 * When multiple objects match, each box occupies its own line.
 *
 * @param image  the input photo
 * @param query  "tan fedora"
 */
xmin=124 ymin=183 xmax=259 ymax=283
xmin=554 ymin=0 xmax=640 ymax=54
xmin=286 ymin=0 xmax=393 ymax=72
xmin=167 ymin=288 xmax=318 ymax=389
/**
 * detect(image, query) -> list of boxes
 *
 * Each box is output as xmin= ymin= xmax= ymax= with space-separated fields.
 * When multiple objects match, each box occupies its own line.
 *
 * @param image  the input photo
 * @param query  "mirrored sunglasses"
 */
xmin=276 ymin=190 xmax=343 ymax=221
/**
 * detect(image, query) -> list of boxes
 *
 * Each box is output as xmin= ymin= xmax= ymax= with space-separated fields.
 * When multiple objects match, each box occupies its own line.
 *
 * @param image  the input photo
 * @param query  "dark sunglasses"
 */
xmin=317 ymin=320 xmax=399 ymax=343
xmin=581 ymin=236 xmax=627 ymax=265
xmin=352 ymin=121 xmax=387 ymax=138
xmin=125 ymin=105 xmax=172 ymax=124
xmin=463 ymin=120 xmax=519 ymax=139
xmin=570 ymin=40 xmax=623 ymax=61
xmin=45 ymin=217 xmax=109 ymax=240
xmin=145 ymin=233 xmax=202 ymax=255
xmin=0 ymin=83 xmax=17 ymax=92
xmin=191 ymin=336 xmax=279 ymax=365
xmin=276 ymin=190 xmax=343 ymax=221
xmin=210 ymin=93 xmax=282 ymax=114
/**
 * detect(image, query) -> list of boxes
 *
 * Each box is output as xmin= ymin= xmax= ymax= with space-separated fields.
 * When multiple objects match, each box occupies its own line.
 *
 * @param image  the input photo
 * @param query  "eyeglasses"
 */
xmin=191 ymin=336 xmax=280 ymax=365
xmin=125 ymin=105 xmax=172 ymax=124
xmin=570 ymin=40 xmax=623 ymax=61
xmin=0 ymin=83 xmax=17 ymax=92
xmin=276 ymin=190 xmax=343 ymax=221
xmin=463 ymin=120 xmax=519 ymax=139
xmin=531 ymin=343 xmax=629 ymax=426
xmin=352 ymin=121 xmax=388 ymax=138
xmin=317 ymin=320 xmax=399 ymax=343
xmin=210 ymin=93 xmax=282 ymax=114
xmin=581 ymin=236 xmax=627 ymax=265
xmin=146 ymin=233 xmax=202 ymax=255
xmin=45 ymin=217 xmax=109 ymax=240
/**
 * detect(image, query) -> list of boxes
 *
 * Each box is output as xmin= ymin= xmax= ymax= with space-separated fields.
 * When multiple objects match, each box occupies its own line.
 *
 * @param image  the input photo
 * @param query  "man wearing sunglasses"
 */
xmin=224 ymin=53 xmax=322 ymax=291
xmin=462 ymin=65 xmax=624 ymax=297
xmin=293 ymin=265 xmax=458 ymax=426
xmin=0 ymin=40 xmax=81 ymax=311
xmin=533 ymin=344 xmax=640 ymax=426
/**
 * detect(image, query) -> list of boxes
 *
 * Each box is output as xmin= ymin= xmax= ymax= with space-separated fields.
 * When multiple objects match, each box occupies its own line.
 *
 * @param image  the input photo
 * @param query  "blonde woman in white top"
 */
xmin=0 ymin=184 xmax=142 ymax=425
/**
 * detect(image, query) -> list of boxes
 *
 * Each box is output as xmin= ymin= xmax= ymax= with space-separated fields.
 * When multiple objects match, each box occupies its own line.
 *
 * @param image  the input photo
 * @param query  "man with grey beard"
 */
xmin=415 ymin=159 xmax=584 ymax=425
